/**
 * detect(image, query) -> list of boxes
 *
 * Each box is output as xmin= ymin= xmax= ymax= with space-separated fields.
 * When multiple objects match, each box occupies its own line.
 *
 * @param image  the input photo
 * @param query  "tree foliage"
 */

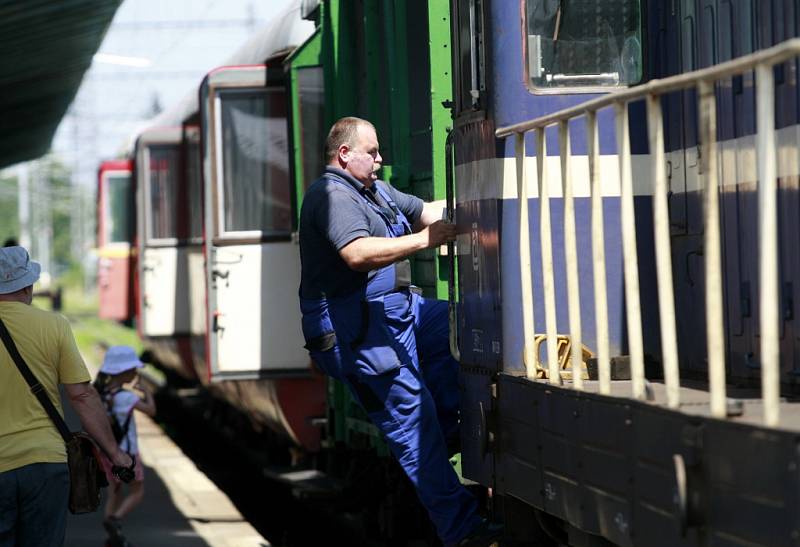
xmin=0 ymin=174 xmax=20 ymax=244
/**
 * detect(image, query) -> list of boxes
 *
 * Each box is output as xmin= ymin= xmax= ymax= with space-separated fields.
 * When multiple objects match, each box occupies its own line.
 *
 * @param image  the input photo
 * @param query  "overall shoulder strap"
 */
xmin=373 ymin=182 xmax=395 ymax=205
xmin=374 ymin=182 xmax=413 ymax=234
xmin=0 ymin=317 xmax=71 ymax=442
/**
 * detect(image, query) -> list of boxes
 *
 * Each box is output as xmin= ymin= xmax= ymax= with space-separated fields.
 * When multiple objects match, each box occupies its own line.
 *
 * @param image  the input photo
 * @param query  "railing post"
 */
xmin=560 ymin=121 xmax=583 ymax=390
xmin=537 ymin=127 xmax=561 ymax=384
xmin=615 ymin=101 xmax=646 ymax=399
xmin=698 ymin=79 xmax=727 ymax=418
xmin=647 ymin=94 xmax=681 ymax=409
xmin=587 ymin=111 xmax=611 ymax=395
xmin=756 ymin=63 xmax=780 ymax=427
xmin=516 ymin=133 xmax=537 ymax=379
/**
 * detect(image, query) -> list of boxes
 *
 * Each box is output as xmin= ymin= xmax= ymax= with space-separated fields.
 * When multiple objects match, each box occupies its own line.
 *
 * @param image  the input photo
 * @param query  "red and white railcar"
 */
xmin=96 ymin=159 xmax=135 ymax=322
xmin=98 ymin=4 xmax=325 ymax=452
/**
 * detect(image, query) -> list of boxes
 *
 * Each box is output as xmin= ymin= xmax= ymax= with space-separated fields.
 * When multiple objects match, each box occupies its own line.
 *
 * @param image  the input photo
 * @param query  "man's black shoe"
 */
xmin=458 ymin=518 xmax=504 ymax=547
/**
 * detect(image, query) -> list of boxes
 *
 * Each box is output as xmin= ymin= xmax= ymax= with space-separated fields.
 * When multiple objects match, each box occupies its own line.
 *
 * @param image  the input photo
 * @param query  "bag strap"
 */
xmin=120 ymin=409 xmax=133 ymax=440
xmin=109 ymin=389 xmax=134 ymax=441
xmin=0 ymin=316 xmax=72 ymax=443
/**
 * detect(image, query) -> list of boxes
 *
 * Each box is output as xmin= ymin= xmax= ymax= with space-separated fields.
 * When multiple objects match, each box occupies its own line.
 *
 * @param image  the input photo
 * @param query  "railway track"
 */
xmin=144 ymin=373 xmax=437 ymax=547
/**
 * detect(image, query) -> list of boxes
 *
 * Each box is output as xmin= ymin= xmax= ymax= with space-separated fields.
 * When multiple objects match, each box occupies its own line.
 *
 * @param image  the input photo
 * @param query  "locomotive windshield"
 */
xmin=525 ymin=0 xmax=643 ymax=90
xmin=103 ymin=173 xmax=133 ymax=244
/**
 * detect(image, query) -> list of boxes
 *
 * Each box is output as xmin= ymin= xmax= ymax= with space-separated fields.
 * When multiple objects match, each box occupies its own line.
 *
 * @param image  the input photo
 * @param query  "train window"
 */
xmin=682 ymin=14 xmax=696 ymax=71
xmin=103 ymin=174 xmax=132 ymax=244
xmin=452 ymin=0 xmax=486 ymax=112
xmin=219 ymin=88 xmax=291 ymax=236
xmin=524 ymin=0 xmax=643 ymax=90
xmin=186 ymin=139 xmax=203 ymax=238
xmin=147 ymin=145 xmax=180 ymax=240
xmin=739 ymin=2 xmax=754 ymax=55
xmin=719 ymin=1 xmax=733 ymax=62
xmin=296 ymin=66 xmax=324 ymax=190
xmin=701 ymin=6 xmax=716 ymax=67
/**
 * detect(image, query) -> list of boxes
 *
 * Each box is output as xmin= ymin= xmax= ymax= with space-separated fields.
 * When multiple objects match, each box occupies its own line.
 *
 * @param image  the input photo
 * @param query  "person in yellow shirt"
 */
xmin=0 ymin=246 xmax=133 ymax=547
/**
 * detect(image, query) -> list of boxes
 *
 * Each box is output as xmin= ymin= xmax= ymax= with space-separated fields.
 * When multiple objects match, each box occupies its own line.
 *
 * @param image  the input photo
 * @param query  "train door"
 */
xmin=201 ymin=65 xmax=308 ymax=381
xmin=652 ymin=0 xmax=689 ymax=234
xmin=136 ymin=128 xmax=194 ymax=340
xmin=181 ymin=126 xmax=208 ymax=378
xmin=765 ymin=0 xmax=800 ymax=379
xmin=714 ymin=0 xmax=758 ymax=381
xmin=97 ymin=159 xmax=134 ymax=322
xmin=661 ymin=0 xmax=709 ymax=373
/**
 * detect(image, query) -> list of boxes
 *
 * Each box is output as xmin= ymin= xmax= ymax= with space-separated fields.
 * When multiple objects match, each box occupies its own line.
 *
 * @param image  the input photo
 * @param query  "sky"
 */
xmin=50 ymin=0 xmax=294 ymax=189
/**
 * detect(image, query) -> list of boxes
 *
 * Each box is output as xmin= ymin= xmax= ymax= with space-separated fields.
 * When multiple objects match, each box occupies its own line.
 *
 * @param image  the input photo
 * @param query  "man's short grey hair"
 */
xmin=324 ymin=117 xmax=375 ymax=162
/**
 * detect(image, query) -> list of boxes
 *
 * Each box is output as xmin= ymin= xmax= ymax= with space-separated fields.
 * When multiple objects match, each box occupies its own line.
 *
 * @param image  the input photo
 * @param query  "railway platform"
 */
xmin=61 ymin=388 xmax=270 ymax=547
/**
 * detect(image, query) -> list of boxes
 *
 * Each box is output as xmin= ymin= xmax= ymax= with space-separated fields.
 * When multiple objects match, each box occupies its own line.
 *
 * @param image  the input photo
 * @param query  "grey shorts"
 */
xmin=0 ymin=462 xmax=70 ymax=547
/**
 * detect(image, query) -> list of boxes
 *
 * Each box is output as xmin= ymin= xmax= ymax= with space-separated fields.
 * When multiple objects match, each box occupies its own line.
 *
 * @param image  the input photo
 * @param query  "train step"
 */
xmin=263 ymin=468 xmax=345 ymax=501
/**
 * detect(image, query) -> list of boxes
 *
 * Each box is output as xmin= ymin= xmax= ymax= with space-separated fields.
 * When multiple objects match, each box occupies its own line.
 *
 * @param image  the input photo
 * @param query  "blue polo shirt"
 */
xmin=299 ymin=167 xmax=423 ymax=299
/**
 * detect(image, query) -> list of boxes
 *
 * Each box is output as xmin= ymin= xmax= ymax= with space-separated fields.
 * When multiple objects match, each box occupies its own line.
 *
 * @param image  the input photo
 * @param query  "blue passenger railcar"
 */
xmin=450 ymin=1 xmax=800 ymax=545
xmin=450 ymin=0 xmax=655 ymax=489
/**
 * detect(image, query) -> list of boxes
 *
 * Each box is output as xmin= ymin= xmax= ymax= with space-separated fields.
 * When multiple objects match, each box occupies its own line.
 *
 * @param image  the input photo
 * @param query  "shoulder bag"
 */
xmin=0 ymin=317 xmax=108 ymax=514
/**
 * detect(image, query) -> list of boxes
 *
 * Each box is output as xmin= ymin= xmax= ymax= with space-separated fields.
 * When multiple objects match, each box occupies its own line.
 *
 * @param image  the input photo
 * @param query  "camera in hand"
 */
xmin=112 ymin=453 xmax=136 ymax=483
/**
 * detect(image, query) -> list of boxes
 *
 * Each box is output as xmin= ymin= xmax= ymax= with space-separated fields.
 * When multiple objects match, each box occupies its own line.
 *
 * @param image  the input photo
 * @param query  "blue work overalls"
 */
xmin=299 ymin=173 xmax=479 ymax=545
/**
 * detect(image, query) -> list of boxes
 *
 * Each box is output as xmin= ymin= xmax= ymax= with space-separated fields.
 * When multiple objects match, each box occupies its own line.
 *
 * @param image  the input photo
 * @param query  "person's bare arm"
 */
xmin=339 ymin=220 xmax=457 ymax=272
xmin=133 ymin=383 xmax=156 ymax=417
xmin=64 ymin=382 xmax=132 ymax=467
xmin=412 ymin=201 xmax=446 ymax=232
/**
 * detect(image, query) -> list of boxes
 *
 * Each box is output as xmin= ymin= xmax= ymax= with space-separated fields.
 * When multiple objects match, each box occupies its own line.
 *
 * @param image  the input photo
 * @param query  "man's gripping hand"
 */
xmin=420 ymin=220 xmax=457 ymax=249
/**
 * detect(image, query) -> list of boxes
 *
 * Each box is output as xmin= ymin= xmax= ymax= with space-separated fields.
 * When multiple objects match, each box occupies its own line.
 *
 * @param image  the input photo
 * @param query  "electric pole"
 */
xmin=17 ymin=163 xmax=31 ymax=250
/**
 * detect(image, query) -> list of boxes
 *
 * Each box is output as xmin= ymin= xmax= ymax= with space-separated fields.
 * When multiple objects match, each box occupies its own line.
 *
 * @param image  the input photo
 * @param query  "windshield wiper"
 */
xmin=553 ymin=0 xmax=563 ymax=42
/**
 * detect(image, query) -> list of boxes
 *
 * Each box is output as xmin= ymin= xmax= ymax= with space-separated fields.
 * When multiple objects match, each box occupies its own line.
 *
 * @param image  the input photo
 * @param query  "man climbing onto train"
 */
xmin=298 ymin=117 xmax=503 ymax=547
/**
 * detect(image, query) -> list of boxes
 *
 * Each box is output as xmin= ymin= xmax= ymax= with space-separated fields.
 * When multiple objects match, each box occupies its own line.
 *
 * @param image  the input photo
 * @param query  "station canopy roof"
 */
xmin=0 ymin=0 xmax=122 ymax=169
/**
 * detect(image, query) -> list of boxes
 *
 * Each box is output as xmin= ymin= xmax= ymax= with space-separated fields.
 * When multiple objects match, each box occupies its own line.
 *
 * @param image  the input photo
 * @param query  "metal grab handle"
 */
xmin=445 ymin=128 xmax=460 ymax=361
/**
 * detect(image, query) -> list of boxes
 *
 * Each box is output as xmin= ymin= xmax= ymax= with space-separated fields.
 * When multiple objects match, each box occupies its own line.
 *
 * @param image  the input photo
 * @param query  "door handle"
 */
xmin=445 ymin=128 xmax=460 ymax=361
xmin=212 ymin=310 xmax=225 ymax=333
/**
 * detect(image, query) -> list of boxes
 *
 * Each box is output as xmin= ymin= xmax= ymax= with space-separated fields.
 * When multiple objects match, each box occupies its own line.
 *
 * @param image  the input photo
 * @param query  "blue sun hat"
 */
xmin=0 ymin=246 xmax=41 ymax=295
xmin=100 ymin=346 xmax=144 ymax=375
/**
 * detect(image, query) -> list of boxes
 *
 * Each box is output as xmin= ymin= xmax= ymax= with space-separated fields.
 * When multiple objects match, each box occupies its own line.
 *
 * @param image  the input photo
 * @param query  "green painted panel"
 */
xmin=427 ymin=0 xmax=455 ymax=300
xmin=287 ymin=29 xmax=323 ymax=222
xmin=315 ymin=0 xmax=456 ymax=447
xmin=322 ymin=0 xmax=358 ymax=124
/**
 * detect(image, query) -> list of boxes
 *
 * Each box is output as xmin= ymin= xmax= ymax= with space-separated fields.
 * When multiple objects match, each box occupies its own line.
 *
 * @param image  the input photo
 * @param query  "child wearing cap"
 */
xmin=93 ymin=346 xmax=156 ymax=544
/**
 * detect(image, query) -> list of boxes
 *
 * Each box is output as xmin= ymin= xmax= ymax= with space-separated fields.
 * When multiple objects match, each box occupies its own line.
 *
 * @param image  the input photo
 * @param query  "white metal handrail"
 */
xmin=497 ymin=37 xmax=790 ymax=426
xmin=587 ymin=111 xmax=611 ymax=395
xmin=756 ymin=64 xmax=780 ymax=427
xmin=698 ymin=80 xmax=727 ymax=418
xmin=561 ymin=121 xmax=584 ymax=391
xmin=516 ymin=134 xmax=537 ymax=379
xmin=536 ymin=128 xmax=561 ymax=384
xmin=646 ymin=94 xmax=680 ymax=409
